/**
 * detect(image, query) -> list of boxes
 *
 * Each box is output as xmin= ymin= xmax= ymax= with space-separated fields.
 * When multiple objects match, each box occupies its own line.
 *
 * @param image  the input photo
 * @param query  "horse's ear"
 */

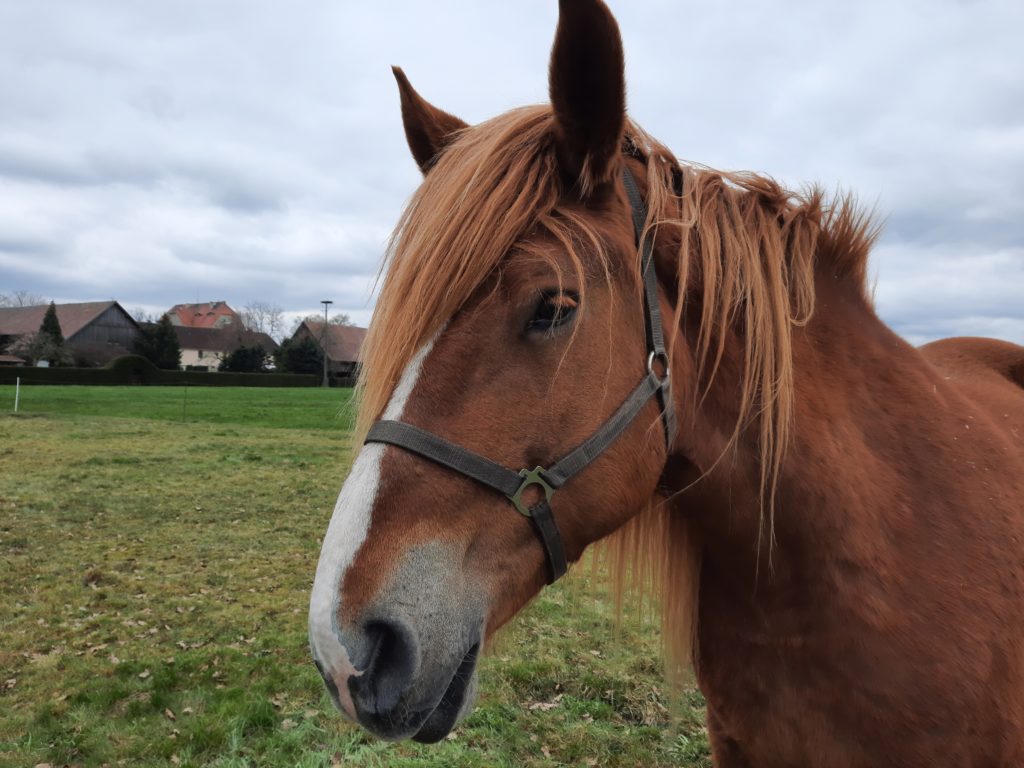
xmin=392 ymin=66 xmax=469 ymax=174
xmin=548 ymin=0 xmax=627 ymax=195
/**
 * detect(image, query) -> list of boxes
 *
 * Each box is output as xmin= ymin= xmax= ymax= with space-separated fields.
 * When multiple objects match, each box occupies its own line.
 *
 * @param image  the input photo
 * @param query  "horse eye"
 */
xmin=527 ymin=290 xmax=579 ymax=334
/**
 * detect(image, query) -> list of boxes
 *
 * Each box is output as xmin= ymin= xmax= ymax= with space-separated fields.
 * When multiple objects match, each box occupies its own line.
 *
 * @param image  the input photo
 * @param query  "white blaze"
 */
xmin=308 ymin=337 xmax=436 ymax=716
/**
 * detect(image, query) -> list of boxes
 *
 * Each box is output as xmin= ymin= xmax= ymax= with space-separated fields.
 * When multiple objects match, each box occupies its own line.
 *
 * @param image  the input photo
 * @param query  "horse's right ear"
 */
xmin=392 ymin=66 xmax=469 ymax=174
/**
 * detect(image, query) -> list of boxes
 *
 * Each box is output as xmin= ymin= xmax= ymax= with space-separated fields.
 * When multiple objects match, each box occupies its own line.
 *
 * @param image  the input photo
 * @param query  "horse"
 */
xmin=308 ymin=0 xmax=1024 ymax=763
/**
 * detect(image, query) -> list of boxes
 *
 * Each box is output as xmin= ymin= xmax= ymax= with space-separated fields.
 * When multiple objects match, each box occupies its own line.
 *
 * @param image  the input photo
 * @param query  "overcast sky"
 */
xmin=0 ymin=0 xmax=1021 ymax=343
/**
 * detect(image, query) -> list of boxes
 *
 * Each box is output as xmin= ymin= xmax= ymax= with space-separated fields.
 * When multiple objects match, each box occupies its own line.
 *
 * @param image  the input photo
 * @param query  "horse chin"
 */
xmin=411 ymin=644 xmax=480 ymax=743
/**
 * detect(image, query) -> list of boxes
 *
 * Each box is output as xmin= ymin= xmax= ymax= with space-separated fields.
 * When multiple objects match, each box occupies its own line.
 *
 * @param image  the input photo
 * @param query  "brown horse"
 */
xmin=309 ymin=0 xmax=1024 ymax=763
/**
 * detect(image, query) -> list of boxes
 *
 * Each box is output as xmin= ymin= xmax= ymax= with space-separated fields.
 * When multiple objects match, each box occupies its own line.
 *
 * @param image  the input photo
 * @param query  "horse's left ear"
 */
xmin=548 ymin=0 xmax=627 ymax=195
xmin=392 ymin=66 xmax=469 ymax=174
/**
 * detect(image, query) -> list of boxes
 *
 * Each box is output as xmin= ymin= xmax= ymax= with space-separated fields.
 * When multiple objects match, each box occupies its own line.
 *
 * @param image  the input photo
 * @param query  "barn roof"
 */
xmin=0 ymin=301 xmax=129 ymax=340
xmin=300 ymin=322 xmax=367 ymax=364
xmin=168 ymin=325 xmax=279 ymax=353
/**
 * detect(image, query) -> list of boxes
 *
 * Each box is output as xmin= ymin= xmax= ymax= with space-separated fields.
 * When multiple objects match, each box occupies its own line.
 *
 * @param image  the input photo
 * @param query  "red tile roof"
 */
xmin=167 ymin=301 xmax=240 ymax=329
xmin=0 ymin=301 xmax=127 ymax=340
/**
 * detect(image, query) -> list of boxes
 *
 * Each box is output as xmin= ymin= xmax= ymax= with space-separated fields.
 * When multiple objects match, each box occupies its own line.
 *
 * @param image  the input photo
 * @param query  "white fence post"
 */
xmin=14 ymin=376 xmax=20 ymax=413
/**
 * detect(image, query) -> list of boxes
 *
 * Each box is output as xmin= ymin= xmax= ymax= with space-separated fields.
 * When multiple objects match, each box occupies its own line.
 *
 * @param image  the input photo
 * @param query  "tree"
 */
xmin=240 ymin=301 xmax=285 ymax=342
xmin=219 ymin=344 xmax=269 ymax=373
xmin=21 ymin=302 xmax=74 ymax=366
xmin=0 ymin=290 xmax=46 ymax=308
xmin=7 ymin=331 xmax=73 ymax=367
xmin=274 ymin=336 xmax=323 ymax=375
xmin=40 ymin=302 xmax=64 ymax=345
xmin=130 ymin=307 xmax=156 ymax=324
xmin=134 ymin=314 xmax=181 ymax=370
xmin=3 ymin=333 xmax=33 ymax=361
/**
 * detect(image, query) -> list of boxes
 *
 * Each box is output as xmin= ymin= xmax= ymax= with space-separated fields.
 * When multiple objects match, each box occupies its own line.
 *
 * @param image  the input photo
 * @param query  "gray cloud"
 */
xmin=0 ymin=0 xmax=1021 ymax=342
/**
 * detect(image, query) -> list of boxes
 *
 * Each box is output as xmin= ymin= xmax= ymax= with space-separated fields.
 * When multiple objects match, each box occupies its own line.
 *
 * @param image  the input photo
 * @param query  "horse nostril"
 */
xmin=352 ymin=619 xmax=418 ymax=716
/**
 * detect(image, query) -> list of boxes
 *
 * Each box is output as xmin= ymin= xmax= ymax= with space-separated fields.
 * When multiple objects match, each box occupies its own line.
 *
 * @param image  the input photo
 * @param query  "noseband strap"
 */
xmin=364 ymin=166 xmax=675 ymax=584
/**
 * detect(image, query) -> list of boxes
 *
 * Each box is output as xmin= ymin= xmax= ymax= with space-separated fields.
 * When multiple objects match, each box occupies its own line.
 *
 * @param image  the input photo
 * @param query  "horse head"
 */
xmin=308 ymin=0 xmax=692 ymax=742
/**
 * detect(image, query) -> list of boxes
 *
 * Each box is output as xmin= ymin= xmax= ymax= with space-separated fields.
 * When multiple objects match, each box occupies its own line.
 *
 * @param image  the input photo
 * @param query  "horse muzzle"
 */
xmin=315 ymin=614 xmax=481 ymax=742
xmin=309 ymin=542 xmax=488 ymax=742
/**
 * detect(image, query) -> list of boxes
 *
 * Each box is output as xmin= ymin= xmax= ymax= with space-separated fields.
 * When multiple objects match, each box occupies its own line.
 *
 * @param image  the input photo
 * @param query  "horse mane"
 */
xmin=355 ymin=106 xmax=567 ymax=439
xmin=356 ymin=104 xmax=879 ymax=675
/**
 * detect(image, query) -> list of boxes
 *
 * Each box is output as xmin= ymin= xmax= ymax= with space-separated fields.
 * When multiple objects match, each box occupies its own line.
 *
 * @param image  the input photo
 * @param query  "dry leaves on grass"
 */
xmin=527 ymin=693 xmax=564 ymax=712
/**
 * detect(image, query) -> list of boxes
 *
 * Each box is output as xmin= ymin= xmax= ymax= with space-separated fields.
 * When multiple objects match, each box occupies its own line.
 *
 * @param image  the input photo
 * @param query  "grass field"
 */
xmin=1 ymin=384 xmax=358 ymax=432
xmin=0 ymin=385 xmax=710 ymax=767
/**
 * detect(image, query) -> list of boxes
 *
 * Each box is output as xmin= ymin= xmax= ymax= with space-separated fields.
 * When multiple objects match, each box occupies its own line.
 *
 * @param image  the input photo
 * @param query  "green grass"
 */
xmin=0 ymin=385 xmax=356 ymax=431
xmin=0 ymin=386 xmax=710 ymax=767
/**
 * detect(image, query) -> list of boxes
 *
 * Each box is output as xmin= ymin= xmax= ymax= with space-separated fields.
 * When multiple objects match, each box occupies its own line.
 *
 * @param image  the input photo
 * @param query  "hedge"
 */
xmin=0 ymin=355 xmax=320 ymax=388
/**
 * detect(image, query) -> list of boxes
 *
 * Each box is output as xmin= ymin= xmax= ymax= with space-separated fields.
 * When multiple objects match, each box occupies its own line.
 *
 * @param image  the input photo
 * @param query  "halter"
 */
xmin=364 ymin=167 xmax=676 ymax=583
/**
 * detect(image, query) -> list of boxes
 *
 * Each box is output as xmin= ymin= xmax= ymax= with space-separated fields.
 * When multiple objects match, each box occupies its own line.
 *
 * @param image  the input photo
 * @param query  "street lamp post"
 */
xmin=320 ymin=299 xmax=333 ymax=388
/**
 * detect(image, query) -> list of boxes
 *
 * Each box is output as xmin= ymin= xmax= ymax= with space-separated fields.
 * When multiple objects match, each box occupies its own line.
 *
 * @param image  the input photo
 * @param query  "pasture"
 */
xmin=0 ymin=386 xmax=710 ymax=767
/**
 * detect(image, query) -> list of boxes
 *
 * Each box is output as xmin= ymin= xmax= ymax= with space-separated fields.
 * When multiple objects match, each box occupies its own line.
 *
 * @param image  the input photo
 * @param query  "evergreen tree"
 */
xmin=39 ymin=302 xmax=65 ymax=345
xmin=152 ymin=314 xmax=181 ymax=370
xmin=274 ymin=336 xmax=323 ymax=374
xmin=31 ymin=302 xmax=73 ymax=366
xmin=132 ymin=327 xmax=157 ymax=364
xmin=219 ymin=344 xmax=269 ymax=373
xmin=134 ymin=314 xmax=181 ymax=370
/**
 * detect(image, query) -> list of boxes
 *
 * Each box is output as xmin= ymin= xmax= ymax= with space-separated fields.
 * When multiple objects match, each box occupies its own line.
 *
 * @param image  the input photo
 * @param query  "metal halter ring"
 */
xmin=647 ymin=350 xmax=670 ymax=382
xmin=507 ymin=466 xmax=555 ymax=517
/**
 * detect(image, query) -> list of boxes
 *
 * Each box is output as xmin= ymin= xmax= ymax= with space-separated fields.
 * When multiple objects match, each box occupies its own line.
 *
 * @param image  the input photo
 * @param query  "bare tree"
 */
xmin=240 ymin=301 xmax=286 ymax=341
xmin=6 ymin=331 xmax=73 ymax=366
xmin=0 ymin=290 xmax=46 ymax=308
xmin=130 ymin=307 xmax=156 ymax=324
xmin=5 ymin=332 xmax=37 ymax=361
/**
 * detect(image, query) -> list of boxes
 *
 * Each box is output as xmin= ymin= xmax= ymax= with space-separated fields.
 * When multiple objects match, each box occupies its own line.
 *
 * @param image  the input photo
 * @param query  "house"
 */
xmin=0 ymin=301 xmax=141 ymax=366
xmin=166 ymin=301 xmax=241 ymax=329
xmin=291 ymin=321 xmax=367 ymax=377
xmin=171 ymin=326 xmax=279 ymax=370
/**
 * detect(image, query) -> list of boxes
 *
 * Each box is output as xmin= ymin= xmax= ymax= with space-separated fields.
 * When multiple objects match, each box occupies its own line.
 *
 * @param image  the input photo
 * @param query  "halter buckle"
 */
xmin=508 ymin=466 xmax=555 ymax=517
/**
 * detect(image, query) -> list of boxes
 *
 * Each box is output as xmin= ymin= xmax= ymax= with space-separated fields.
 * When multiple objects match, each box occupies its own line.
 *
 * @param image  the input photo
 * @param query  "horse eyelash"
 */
xmin=527 ymin=289 xmax=580 ymax=335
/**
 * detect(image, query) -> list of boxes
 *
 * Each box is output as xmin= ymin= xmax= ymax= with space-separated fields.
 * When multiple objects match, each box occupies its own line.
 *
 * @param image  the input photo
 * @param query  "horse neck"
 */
xmin=672 ymin=268 xmax=924 ymax=588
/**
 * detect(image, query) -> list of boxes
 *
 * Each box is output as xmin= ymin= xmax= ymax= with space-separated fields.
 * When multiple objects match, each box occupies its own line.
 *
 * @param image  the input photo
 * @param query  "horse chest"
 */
xmin=695 ymin=569 xmax=1024 ymax=767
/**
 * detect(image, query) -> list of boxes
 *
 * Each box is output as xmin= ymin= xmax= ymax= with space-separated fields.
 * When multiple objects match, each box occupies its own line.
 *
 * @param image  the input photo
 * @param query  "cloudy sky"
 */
xmin=0 ymin=0 xmax=1021 ymax=343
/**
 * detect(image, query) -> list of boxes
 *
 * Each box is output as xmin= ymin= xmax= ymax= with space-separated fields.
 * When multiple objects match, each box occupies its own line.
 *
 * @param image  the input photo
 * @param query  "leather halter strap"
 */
xmin=365 ymin=167 xmax=675 ymax=584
